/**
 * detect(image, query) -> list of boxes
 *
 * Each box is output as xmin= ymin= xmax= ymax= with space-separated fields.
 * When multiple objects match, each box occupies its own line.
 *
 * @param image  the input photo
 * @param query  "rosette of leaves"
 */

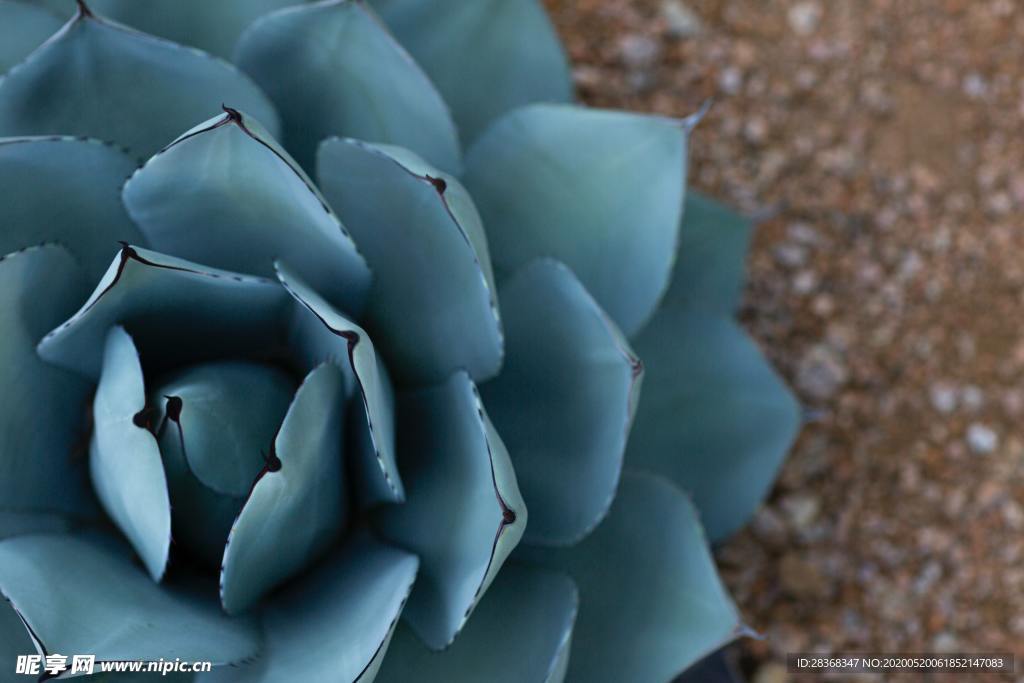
xmin=0 ymin=1 xmax=800 ymax=681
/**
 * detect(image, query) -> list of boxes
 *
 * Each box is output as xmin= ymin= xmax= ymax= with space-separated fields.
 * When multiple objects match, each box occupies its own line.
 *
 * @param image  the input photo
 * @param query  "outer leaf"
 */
xmin=124 ymin=108 xmax=370 ymax=317
xmin=370 ymin=0 xmax=572 ymax=143
xmin=86 ymin=0 xmax=299 ymax=59
xmin=0 ymin=1 xmax=62 ymax=74
xmin=0 ymin=511 xmax=74 ymax=540
xmin=12 ymin=0 xmax=75 ymax=18
xmin=626 ymin=313 xmax=800 ymax=541
xmin=152 ymin=362 xmax=295 ymax=568
xmin=202 ymin=534 xmax=418 ymax=683
xmin=464 ymin=104 xmax=690 ymax=336
xmin=277 ymin=262 xmax=403 ymax=506
xmin=0 ymin=137 xmax=143 ymax=283
xmin=317 ymin=138 xmax=502 ymax=383
xmin=375 ymin=371 xmax=526 ymax=650
xmin=0 ymin=245 xmax=95 ymax=517
xmin=0 ymin=6 xmax=279 ymax=158
xmin=518 ymin=471 xmax=742 ymax=683
xmin=220 ymin=363 xmax=346 ymax=614
xmin=235 ymin=0 xmax=460 ymax=173
xmin=0 ymin=534 xmax=260 ymax=665
xmin=657 ymin=192 xmax=753 ymax=318
xmin=482 ymin=260 xmax=641 ymax=545
xmin=376 ymin=564 xmax=578 ymax=683
xmin=90 ymin=326 xmax=171 ymax=581
xmin=0 ymin=598 xmax=35 ymax=679
xmin=38 ymin=245 xmax=291 ymax=380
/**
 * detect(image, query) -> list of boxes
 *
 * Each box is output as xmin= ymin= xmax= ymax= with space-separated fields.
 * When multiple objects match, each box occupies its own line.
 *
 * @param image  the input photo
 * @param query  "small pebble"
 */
xmin=787 ymin=221 xmax=820 ymax=244
xmin=718 ymin=66 xmax=743 ymax=95
xmin=966 ymin=423 xmax=998 ymax=454
xmin=782 ymin=494 xmax=820 ymax=532
xmin=797 ymin=344 xmax=847 ymax=401
xmin=929 ymin=383 xmax=957 ymax=414
xmin=792 ymin=270 xmax=818 ymax=295
xmin=660 ymin=0 xmax=702 ymax=38
xmin=932 ymin=632 xmax=959 ymax=653
xmin=618 ymin=34 xmax=660 ymax=68
xmin=960 ymin=384 xmax=984 ymax=411
xmin=774 ymin=243 xmax=808 ymax=268
xmin=787 ymin=1 xmax=822 ymax=36
xmin=962 ymin=72 xmax=988 ymax=99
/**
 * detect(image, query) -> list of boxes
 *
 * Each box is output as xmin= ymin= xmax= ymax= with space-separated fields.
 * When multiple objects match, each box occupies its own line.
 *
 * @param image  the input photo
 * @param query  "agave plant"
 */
xmin=0 ymin=1 xmax=799 ymax=681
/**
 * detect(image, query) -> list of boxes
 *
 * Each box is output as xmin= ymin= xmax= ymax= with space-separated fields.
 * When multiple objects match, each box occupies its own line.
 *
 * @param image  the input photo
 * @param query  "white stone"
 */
xmin=966 ymin=423 xmax=998 ymax=454
xmin=661 ymin=0 xmax=702 ymax=38
xmin=788 ymin=1 xmax=822 ymax=36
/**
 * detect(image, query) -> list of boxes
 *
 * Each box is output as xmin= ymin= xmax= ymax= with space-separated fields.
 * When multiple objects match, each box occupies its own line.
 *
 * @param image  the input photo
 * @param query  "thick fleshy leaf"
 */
xmin=0 ymin=1 xmax=62 ymax=73
xmin=657 ymin=192 xmax=753 ymax=318
xmin=124 ymin=108 xmax=370 ymax=316
xmin=0 ymin=6 xmax=279 ymax=158
xmin=376 ymin=564 xmax=577 ymax=683
xmin=38 ymin=245 xmax=291 ymax=380
xmin=0 ymin=511 xmax=75 ymax=540
xmin=0 ymin=599 xmax=35 ymax=678
xmin=152 ymin=362 xmax=296 ymax=567
xmin=0 ymin=534 xmax=260 ymax=664
xmin=370 ymin=0 xmax=572 ymax=143
xmin=317 ymin=138 xmax=502 ymax=383
xmin=518 ymin=471 xmax=742 ymax=683
xmin=626 ymin=313 xmax=800 ymax=541
xmin=375 ymin=371 xmax=526 ymax=650
xmin=277 ymin=262 xmax=403 ymax=506
xmin=235 ymin=0 xmax=460 ymax=173
xmin=0 ymin=244 xmax=95 ymax=517
xmin=153 ymin=362 xmax=295 ymax=497
xmin=0 ymin=137 xmax=142 ymax=285
xmin=85 ymin=0 xmax=299 ymax=59
xmin=464 ymin=104 xmax=691 ymax=336
xmin=90 ymin=326 xmax=171 ymax=581
xmin=482 ymin=260 xmax=640 ymax=545
xmin=220 ymin=363 xmax=347 ymax=614
xmin=202 ymin=534 xmax=418 ymax=683
xmin=156 ymin=421 xmax=245 ymax=573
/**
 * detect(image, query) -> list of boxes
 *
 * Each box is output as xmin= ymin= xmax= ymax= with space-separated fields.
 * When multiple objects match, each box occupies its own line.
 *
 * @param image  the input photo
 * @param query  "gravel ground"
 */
xmin=544 ymin=1 xmax=1024 ymax=681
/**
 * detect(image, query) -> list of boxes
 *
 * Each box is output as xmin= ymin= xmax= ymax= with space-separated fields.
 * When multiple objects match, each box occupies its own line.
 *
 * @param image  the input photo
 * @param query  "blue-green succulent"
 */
xmin=0 ymin=1 xmax=800 ymax=681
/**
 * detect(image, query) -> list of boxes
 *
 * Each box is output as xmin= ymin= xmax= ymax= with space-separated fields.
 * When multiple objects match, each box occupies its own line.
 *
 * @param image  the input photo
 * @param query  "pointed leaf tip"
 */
xmin=236 ymin=0 xmax=459 ymax=172
xmin=219 ymin=363 xmax=348 ymax=614
xmin=482 ymin=259 xmax=640 ymax=546
xmin=0 ymin=12 xmax=280 ymax=157
xmin=627 ymin=313 xmax=799 ymax=541
xmin=369 ymin=0 xmax=572 ymax=143
xmin=518 ymin=471 xmax=742 ymax=682
xmin=375 ymin=371 xmax=526 ymax=650
xmin=316 ymin=139 xmax=502 ymax=384
xmin=123 ymin=110 xmax=369 ymax=317
xmin=464 ymin=104 xmax=690 ymax=336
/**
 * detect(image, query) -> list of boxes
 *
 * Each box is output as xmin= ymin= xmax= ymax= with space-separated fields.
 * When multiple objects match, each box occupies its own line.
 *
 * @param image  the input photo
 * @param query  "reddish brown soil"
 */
xmin=545 ymin=1 xmax=1024 ymax=681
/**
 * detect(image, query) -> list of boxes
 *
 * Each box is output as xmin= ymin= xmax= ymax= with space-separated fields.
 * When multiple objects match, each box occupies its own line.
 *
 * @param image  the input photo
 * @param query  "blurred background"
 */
xmin=543 ymin=0 xmax=1024 ymax=681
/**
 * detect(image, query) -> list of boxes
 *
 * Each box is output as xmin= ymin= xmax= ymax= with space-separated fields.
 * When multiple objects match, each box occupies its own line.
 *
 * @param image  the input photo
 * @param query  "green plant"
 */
xmin=0 ymin=1 xmax=799 ymax=681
